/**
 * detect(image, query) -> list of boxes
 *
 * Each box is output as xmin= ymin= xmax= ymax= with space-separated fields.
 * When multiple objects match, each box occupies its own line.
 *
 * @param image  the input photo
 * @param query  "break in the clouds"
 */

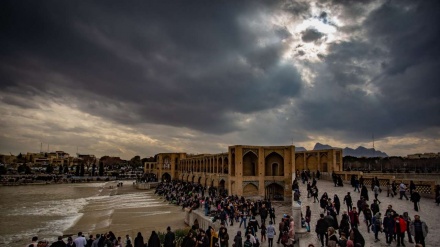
xmin=1 ymin=0 xmax=439 ymax=159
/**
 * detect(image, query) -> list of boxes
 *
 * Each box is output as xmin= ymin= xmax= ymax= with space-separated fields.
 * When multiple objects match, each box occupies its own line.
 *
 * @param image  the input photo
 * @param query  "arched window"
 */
xmin=243 ymin=151 xmax=258 ymax=176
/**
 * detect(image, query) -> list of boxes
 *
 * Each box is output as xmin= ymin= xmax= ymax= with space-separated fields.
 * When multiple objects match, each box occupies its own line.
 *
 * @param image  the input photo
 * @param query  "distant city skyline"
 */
xmin=1 ymin=1 xmax=439 ymax=160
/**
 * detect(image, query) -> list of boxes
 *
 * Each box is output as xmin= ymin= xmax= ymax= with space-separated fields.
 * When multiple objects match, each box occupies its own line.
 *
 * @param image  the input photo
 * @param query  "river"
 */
xmin=0 ymin=181 xmax=186 ymax=247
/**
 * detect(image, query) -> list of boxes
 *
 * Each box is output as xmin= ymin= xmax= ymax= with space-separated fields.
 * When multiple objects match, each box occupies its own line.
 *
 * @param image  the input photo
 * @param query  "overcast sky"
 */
xmin=1 ymin=0 xmax=439 ymax=159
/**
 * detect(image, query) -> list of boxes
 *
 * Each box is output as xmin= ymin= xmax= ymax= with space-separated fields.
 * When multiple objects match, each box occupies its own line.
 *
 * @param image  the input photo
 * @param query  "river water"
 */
xmin=0 ymin=181 xmax=183 ymax=247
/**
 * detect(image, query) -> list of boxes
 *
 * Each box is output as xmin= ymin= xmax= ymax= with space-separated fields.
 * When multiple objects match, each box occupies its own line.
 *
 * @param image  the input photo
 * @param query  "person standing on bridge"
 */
xmin=402 ymin=212 xmax=414 ymax=244
xmin=333 ymin=195 xmax=341 ymax=215
xmin=370 ymin=199 xmax=380 ymax=216
xmin=386 ymin=181 xmax=394 ymax=198
xmin=410 ymin=215 xmax=429 ymax=247
xmin=239 ymin=207 xmax=248 ymax=229
xmin=410 ymin=180 xmax=416 ymax=198
xmin=360 ymin=185 xmax=369 ymax=201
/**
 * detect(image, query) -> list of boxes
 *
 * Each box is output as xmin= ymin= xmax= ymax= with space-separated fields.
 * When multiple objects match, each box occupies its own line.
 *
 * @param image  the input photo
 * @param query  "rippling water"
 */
xmin=0 ymin=181 xmax=147 ymax=247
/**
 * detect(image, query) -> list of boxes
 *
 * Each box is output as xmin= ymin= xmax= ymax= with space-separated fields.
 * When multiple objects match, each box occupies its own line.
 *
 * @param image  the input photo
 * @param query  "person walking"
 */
xmin=399 ymin=182 xmax=409 ymax=200
xmin=359 ymin=176 xmax=364 ymax=188
xmin=435 ymin=185 xmax=440 ymax=206
xmin=373 ymin=184 xmax=381 ymax=204
xmin=266 ymin=221 xmax=276 ymax=247
xmin=409 ymin=181 xmax=416 ymax=198
xmin=204 ymin=197 xmax=211 ymax=216
xmin=370 ymin=199 xmax=380 ymax=216
xmin=372 ymin=212 xmax=382 ymax=242
xmin=350 ymin=228 xmax=365 ymax=247
xmin=315 ymin=213 xmax=328 ymax=247
xmin=249 ymin=216 xmax=260 ymax=236
xmin=360 ymin=185 xmax=369 ymax=201
xmin=362 ymin=205 xmax=373 ymax=233
xmin=410 ymin=215 xmax=429 ymax=247
xmin=276 ymin=218 xmax=284 ymax=244
xmin=392 ymin=181 xmax=398 ymax=196
xmin=269 ymin=207 xmax=276 ymax=224
xmin=333 ymin=195 xmax=341 ymax=215
xmin=243 ymin=235 xmax=252 ymax=247
xmin=339 ymin=213 xmax=350 ymax=238
xmin=332 ymin=172 xmax=338 ymax=187
xmin=394 ymin=215 xmax=407 ymax=247
xmin=234 ymin=231 xmax=243 ymax=247
xmin=239 ymin=207 xmax=248 ymax=229
xmin=386 ymin=181 xmax=394 ymax=197
xmin=348 ymin=207 xmax=359 ymax=229
xmin=411 ymin=190 xmax=421 ymax=211
xmin=383 ymin=213 xmax=394 ymax=245
xmin=260 ymin=223 xmax=267 ymax=243
xmin=260 ymin=205 xmax=268 ymax=225
xmin=288 ymin=218 xmax=295 ymax=247
xmin=327 ymin=227 xmax=338 ymax=247
xmin=353 ymin=175 xmax=361 ymax=193
xmin=402 ymin=212 xmax=414 ymax=244
xmin=307 ymin=182 xmax=312 ymax=198
xmin=305 ymin=206 xmax=311 ymax=232
xmin=343 ymin=192 xmax=353 ymax=212
xmin=219 ymin=228 xmax=229 ymax=247
xmin=371 ymin=178 xmax=376 ymax=192
xmin=210 ymin=227 xmax=219 ymax=247
xmin=312 ymin=186 xmax=319 ymax=203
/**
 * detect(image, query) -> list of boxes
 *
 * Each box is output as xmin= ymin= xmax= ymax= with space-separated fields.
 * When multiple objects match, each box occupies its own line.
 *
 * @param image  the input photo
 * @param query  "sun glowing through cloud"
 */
xmin=269 ymin=2 xmax=350 ymax=63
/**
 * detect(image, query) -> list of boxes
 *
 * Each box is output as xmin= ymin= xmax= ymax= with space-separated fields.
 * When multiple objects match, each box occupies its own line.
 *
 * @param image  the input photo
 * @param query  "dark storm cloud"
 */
xmin=274 ymin=26 xmax=292 ymax=40
xmin=0 ymin=0 xmax=302 ymax=134
xmin=0 ymin=95 xmax=40 ymax=109
xmin=298 ymin=0 xmax=440 ymax=142
xmin=301 ymin=28 xmax=325 ymax=43
xmin=1 ymin=0 xmax=440 ymax=156
xmin=282 ymin=1 xmax=310 ymax=16
xmin=319 ymin=12 xmax=328 ymax=23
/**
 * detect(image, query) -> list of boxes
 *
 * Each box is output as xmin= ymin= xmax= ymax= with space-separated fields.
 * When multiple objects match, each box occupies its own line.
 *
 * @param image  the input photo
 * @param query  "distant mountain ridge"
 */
xmin=295 ymin=142 xmax=388 ymax=157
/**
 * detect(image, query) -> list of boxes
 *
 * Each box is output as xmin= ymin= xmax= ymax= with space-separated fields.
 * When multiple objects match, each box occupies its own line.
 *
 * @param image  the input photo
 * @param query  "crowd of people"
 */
xmin=308 ymin=172 xmax=431 ymax=247
xmin=26 ymin=227 xmax=176 ymax=247
xmin=26 ymin=171 xmax=436 ymax=247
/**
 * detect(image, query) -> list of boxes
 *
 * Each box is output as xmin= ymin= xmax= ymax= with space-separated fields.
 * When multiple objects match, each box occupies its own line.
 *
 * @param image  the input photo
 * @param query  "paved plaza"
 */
xmin=199 ymin=179 xmax=438 ymax=247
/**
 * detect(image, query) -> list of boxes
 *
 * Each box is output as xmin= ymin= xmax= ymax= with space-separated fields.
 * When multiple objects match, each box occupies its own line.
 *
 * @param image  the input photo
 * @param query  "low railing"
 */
xmin=185 ymin=208 xmax=221 ymax=230
xmin=321 ymin=171 xmax=437 ymax=198
xmin=135 ymin=182 xmax=160 ymax=190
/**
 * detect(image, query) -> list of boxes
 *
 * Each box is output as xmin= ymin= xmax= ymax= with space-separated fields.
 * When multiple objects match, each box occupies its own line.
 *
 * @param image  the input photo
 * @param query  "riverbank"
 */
xmin=65 ymin=181 xmax=187 ymax=239
xmin=0 ymin=175 xmax=124 ymax=186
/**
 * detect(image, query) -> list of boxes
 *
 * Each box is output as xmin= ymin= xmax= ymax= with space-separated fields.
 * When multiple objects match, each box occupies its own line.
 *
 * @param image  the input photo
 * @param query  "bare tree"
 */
xmin=82 ymin=155 xmax=96 ymax=175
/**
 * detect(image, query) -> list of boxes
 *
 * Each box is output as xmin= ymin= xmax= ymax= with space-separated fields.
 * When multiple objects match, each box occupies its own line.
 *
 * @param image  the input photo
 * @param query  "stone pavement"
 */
xmin=196 ymin=179 xmax=439 ymax=247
